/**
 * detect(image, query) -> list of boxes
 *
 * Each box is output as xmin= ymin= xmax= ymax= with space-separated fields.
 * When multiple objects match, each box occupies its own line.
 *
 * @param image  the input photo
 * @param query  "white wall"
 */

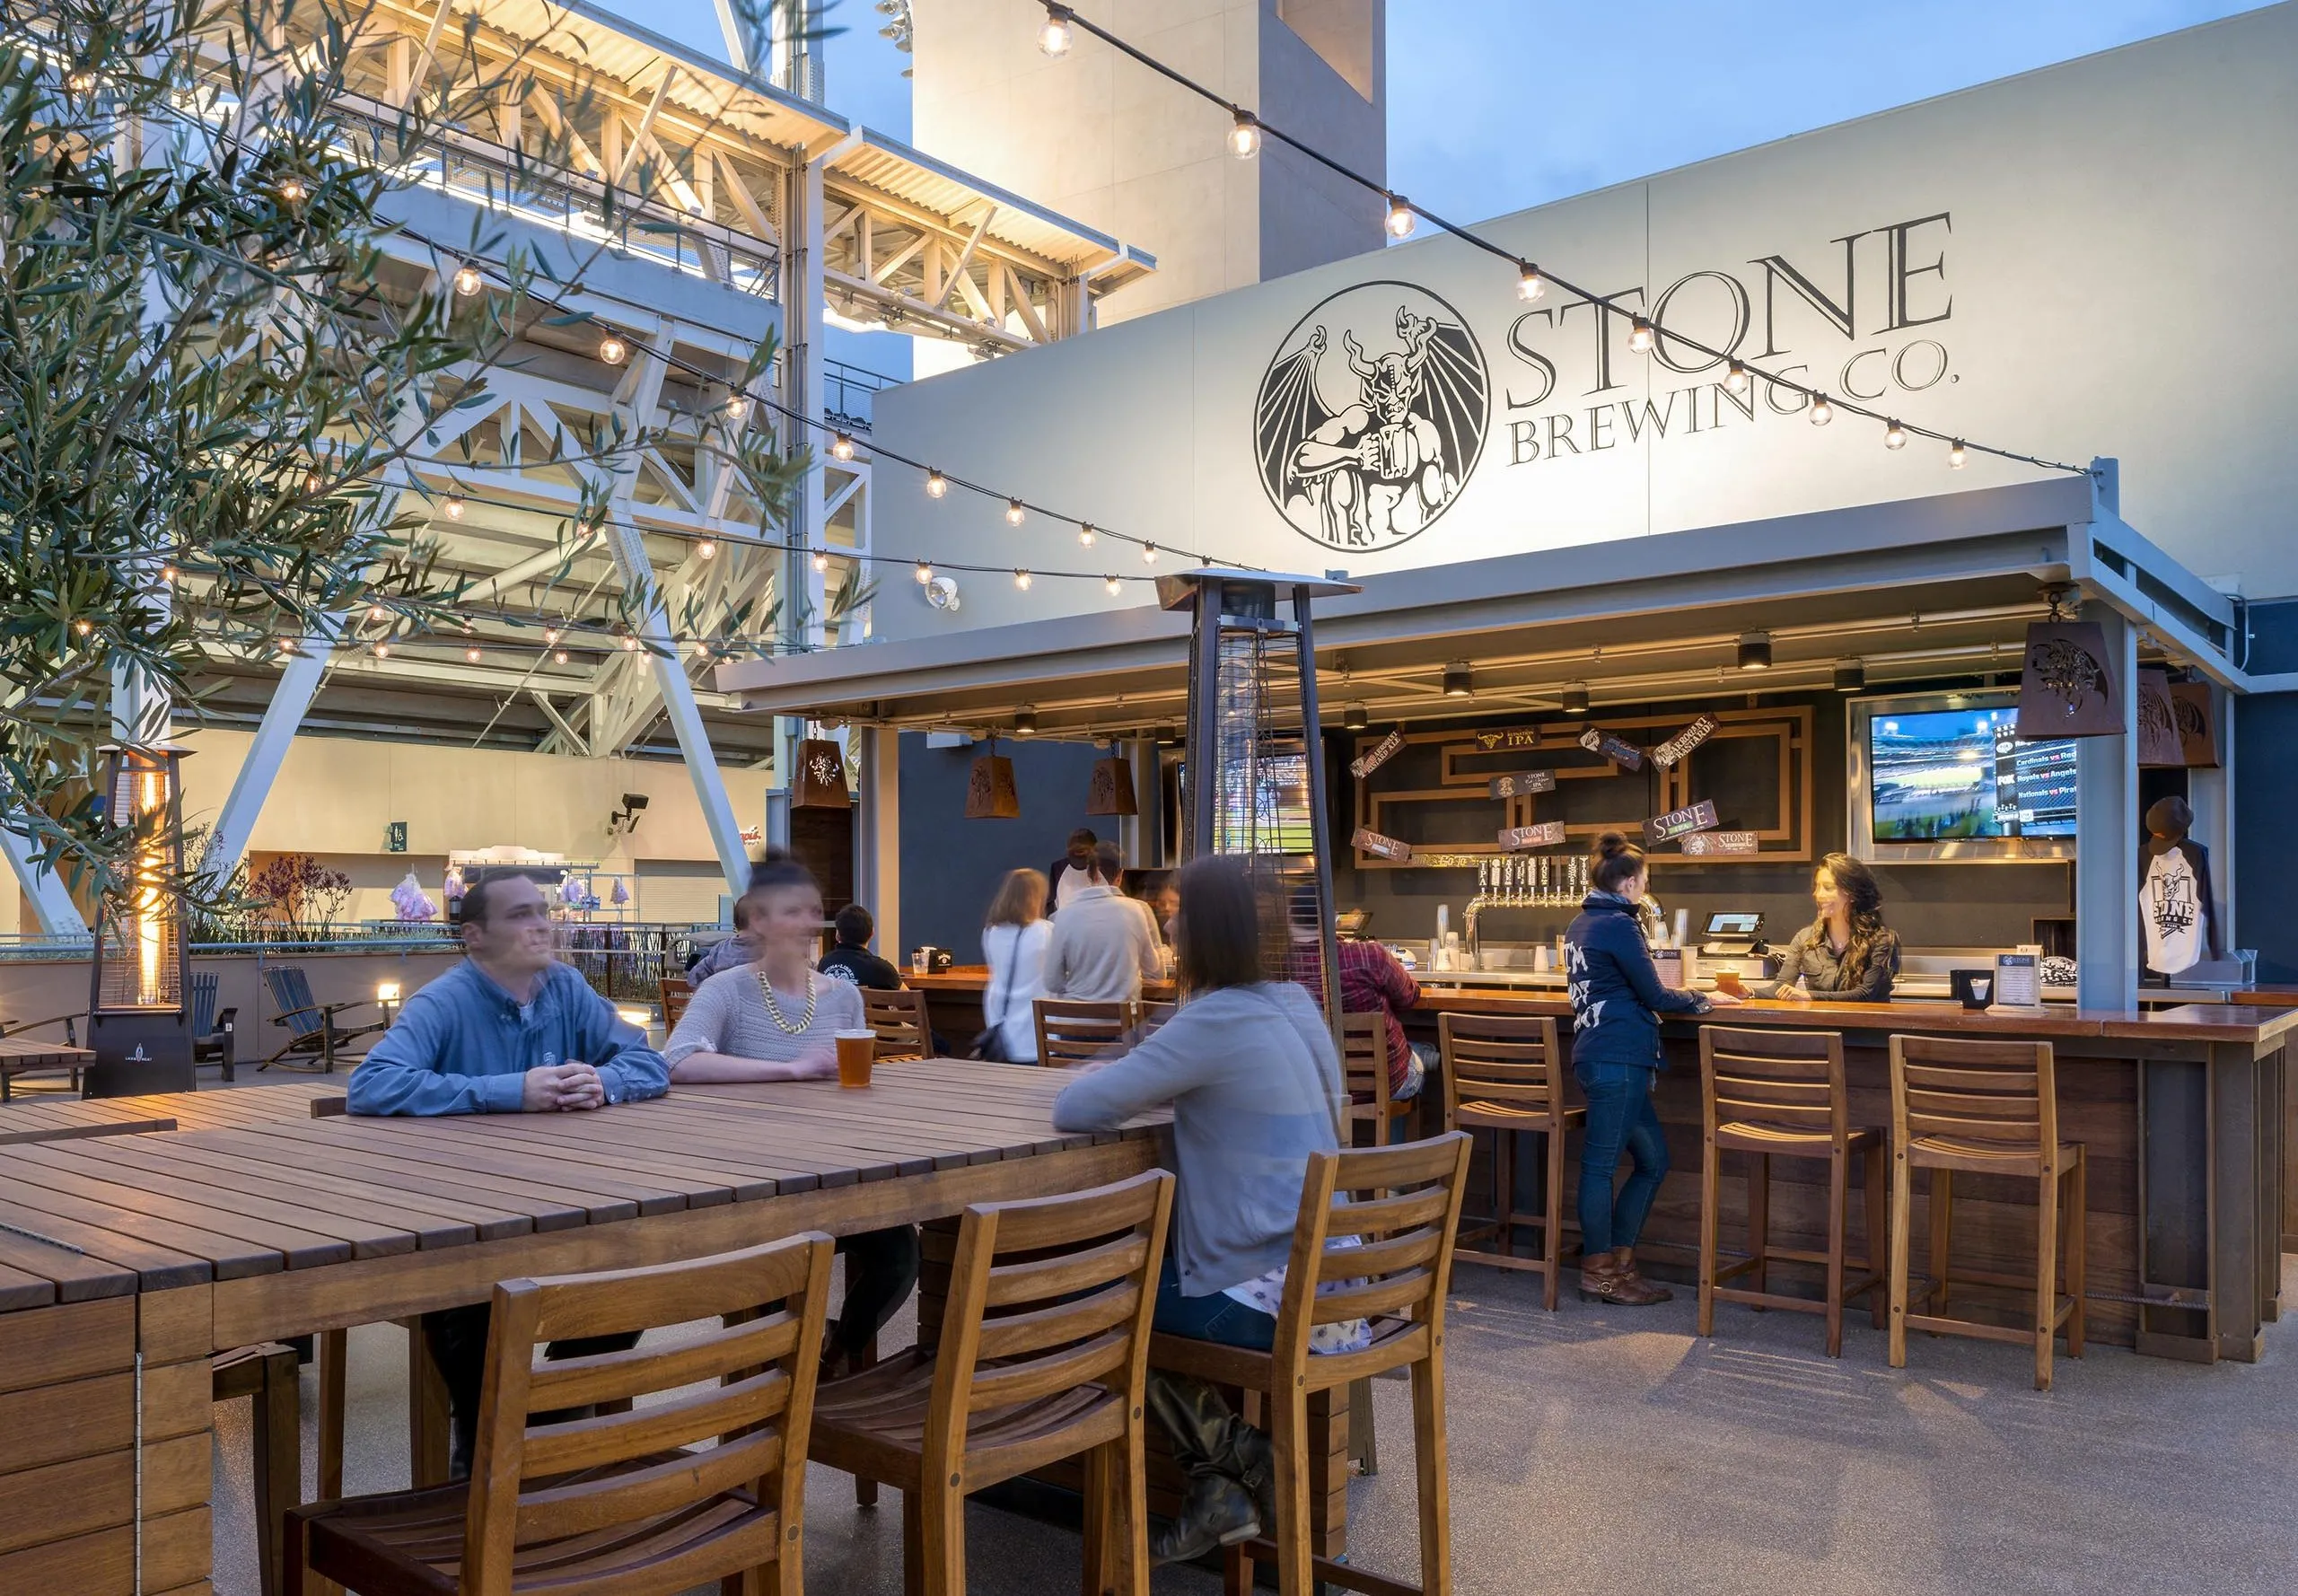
xmin=874 ymin=3 xmax=2298 ymax=640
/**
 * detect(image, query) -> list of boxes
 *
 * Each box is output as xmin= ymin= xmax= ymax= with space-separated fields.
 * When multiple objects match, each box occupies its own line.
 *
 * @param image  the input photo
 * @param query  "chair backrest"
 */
xmin=264 ymin=965 xmax=321 ymax=1036
xmin=1700 ymin=1025 xmax=1846 ymax=1142
xmin=462 ymin=1231 xmax=835 ymax=1596
xmin=863 ymin=987 xmax=934 ymax=1059
xmin=189 ymin=971 xmax=219 ymax=1036
xmin=928 ymin=1170 xmax=1173 ymax=1476
xmin=1272 ymin=1132 xmax=1472 ymax=1372
xmin=1890 ymin=1034 xmax=2057 ymax=1160
xmin=659 ymin=977 xmax=693 ymax=1032
xmin=1033 ymin=999 xmax=1134 ymax=1067
xmin=1134 ymin=1000 xmax=1176 ymax=1038
xmin=1437 ymin=1012 xmax=1566 ymax=1129
xmin=1338 ymin=1012 xmax=1393 ymax=1140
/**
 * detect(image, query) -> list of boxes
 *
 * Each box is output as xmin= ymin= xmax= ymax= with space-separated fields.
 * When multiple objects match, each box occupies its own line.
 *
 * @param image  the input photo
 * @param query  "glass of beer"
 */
xmin=834 ymin=1029 xmax=876 ymax=1089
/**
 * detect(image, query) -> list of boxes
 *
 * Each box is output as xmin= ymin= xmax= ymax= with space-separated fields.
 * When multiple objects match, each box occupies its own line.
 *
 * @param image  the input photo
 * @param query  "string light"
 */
xmin=553 ymin=648 xmax=570 ymax=664
xmin=1104 ymin=574 xmax=1121 ymax=595
xmin=1229 ymin=113 xmax=1260 ymax=160
xmin=697 ymin=539 xmax=716 ymax=559
xmin=275 ymin=175 xmax=306 ymax=205
xmin=367 ymin=603 xmax=387 ymax=621
xmin=276 ymin=637 xmax=296 ymax=654
xmin=1517 ymin=263 xmax=1545 ymax=303
xmin=373 ymin=641 xmax=390 ymax=658
xmin=1949 ymin=439 xmax=1969 ymax=469
xmin=159 ymin=565 xmax=177 ymax=583
xmin=925 ymin=469 xmax=948 ymax=499
xmin=1142 ymin=542 xmax=1158 ymax=564
xmin=596 ymin=332 xmax=628 ymax=365
xmin=621 ymin=632 xmax=640 ymax=651
xmin=73 ymin=618 xmax=92 ymax=636
xmin=1725 ymin=361 xmax=1750 ymax=395
xmin=443 ymin=495 xmax=464 ymax=520
xmin=65 ymin=68 xmax=98 ymax=95
xmin=1078 ymin=523 xmax=1096 ymax=547
xmin=1005 ymin=497 xmax=1026 ymax=526
xmin=723 ymin=395 xmax=749 ymax=424
xmin=1809 ymin=394 xmax=1834 ymax=426
xmin=1884 ymin=419 xmax=1908 ymax=450
xmin=452 ymin=264 xmax=484 ymax=297
xmin=915 ymin=559 xmax=934 ymax=584
xmin=830 ymin=432 xmax=855 ymax=461
xmin=1384 ymin=195 xmax=1416 ymax=239
xmin=1038 ymin=4 xmax=1073 ymax=55
xmin=1013 ymin=568 xmax=1032 ymax=591
xmin=811 ymin=547 xmax=829 ymax=573
xmin=1627 ymin=317 xmax=1656 ymax=354
xmin=465 ymin=645 xmax=482 ymax=662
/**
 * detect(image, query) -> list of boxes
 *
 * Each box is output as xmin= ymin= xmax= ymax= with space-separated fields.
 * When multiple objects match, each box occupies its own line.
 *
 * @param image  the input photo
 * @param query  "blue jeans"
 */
xmin=1151 ymin=1256 xmax=1276 ymax=1351
xmin=1575 ymin=1061 xmax=1670 ymax=1253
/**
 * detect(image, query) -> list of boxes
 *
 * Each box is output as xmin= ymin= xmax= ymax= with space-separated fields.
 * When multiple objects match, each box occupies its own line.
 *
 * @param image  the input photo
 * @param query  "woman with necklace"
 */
xmin=664 ymin=851 xmax=917 ymax=1373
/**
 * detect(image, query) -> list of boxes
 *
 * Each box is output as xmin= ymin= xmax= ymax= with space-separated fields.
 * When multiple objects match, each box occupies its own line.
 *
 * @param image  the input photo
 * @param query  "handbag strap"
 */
xmin=987 ymin=925 xmax=1013 ymax=1030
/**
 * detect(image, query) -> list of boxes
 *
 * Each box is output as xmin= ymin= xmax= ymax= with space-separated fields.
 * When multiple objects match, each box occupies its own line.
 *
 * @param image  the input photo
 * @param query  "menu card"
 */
xmin=1992 ymin=950 xmax=2042 ymax=1011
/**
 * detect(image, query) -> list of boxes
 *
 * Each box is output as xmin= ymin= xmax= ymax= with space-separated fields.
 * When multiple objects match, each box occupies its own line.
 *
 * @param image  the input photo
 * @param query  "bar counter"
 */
xmin=913 ymin=969 xmax=2293 ymax=1364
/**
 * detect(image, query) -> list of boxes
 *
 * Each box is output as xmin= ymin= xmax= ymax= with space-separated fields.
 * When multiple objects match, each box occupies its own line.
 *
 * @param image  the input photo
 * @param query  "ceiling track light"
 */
xmin=1442 ymin=658 xmax=1473 ymax=697
xmin=1228 ymin=112 xmax=1260 ymax=160
xmin=1834 ymin=658 xmax=1866 ymax=693
xmin=1808 ymin=394 xmax=1833 ymax=425
xmin=1005 ymin=498 xmax=1025 ymax=525
xmin=1014 ymin=705 xmax=1039 ymax=736
xmin=1562 ymin=680 xmax=1591 ymax=715
xmin=1384 ymin=195 xmax=1417 ymax=239
xmin=1517 ymin=262 xmax=1544 ymax=303
xmin=1884 ymin=419 xmax=1908 ymax=450
xmin=1038 ymin=4 xmax=1073 ymax=56
xmin=1627 ymin=317 xmax=1656 ymax=354
xmin=1737 ymin=630 xmax=1774 ymax=671
xmin=925 ymin=469 xmax=948 ymax=498
xmin=1344 ymin=702 xmax=1369 ymax=731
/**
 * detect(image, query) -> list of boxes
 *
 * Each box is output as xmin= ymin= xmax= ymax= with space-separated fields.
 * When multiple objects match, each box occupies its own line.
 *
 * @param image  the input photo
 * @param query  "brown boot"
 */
xmin=1610 ymin=1247 xmax=1674 ymax=1304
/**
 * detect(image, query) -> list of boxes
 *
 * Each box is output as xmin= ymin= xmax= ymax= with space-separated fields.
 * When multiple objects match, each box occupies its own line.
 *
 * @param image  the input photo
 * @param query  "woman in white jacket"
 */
xmin=980 ymin=868 xmax=1051 ymax=1060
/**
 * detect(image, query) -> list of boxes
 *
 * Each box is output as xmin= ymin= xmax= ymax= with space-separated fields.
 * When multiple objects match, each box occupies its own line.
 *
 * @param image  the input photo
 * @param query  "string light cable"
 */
xmin=1034 ymin=1 xmax=2090 ymax=479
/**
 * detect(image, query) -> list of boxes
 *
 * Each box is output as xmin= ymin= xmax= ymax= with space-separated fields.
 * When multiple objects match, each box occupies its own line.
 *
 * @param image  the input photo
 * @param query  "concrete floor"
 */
xmin=206 ymin=1254 xmax=2298 ymax=1596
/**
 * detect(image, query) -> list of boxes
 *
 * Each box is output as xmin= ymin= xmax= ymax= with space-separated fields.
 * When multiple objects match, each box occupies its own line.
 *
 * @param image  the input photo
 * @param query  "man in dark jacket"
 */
xmin=819 ymin=904 xmax=906 ymax=990
xmin=1045 ymin=828 xmax=1098 ymax=916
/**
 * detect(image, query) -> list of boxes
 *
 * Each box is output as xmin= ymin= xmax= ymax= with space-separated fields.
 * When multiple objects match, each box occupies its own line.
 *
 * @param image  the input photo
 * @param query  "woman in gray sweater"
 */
xmin=1053 ymin=856 xmax=1346 ymax=1563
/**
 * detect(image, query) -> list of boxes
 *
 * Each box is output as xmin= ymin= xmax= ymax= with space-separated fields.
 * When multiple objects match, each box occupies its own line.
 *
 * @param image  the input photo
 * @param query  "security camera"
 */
xmin=609 ymin=793 xmax=650 ymax=835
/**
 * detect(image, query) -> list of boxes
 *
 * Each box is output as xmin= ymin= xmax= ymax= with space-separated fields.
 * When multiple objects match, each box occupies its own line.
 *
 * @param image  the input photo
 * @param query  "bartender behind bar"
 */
xmin=1720 ymin=853 xmax=1900 ymax=1003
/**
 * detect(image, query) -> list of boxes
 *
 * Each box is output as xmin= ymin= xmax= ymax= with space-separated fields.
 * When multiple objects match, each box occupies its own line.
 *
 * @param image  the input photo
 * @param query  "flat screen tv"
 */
xmin=1848 ymin=693 xmax=2077 ymax=863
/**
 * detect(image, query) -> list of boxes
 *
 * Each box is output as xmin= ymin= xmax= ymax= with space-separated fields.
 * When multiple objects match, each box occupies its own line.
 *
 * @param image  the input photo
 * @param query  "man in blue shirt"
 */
xmin=350 ymin=873 xmax=670 ymax=1475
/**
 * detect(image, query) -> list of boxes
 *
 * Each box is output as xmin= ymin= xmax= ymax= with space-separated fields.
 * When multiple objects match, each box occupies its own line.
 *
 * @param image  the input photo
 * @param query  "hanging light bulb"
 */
xmin=811 ymin=547 xmax=829 ymax=574
xmin=1077 ymin=523 xmax=1096 ymax=547
xmin=543 ymin=626 xmax=561 ymax=645
xmin=621 ymin=632 xmax=640 ymax=652
xmin=1725 ymin=361 xmax=1750 ymax=395
xmin=1141 ymin=541 xmax=1158 ymax=564
xmin=1005 ymin=498 xmax=1025 ymax=526
xmin=1517 ymin=263 xmax=1545 ymax=303
xmin=443 ymin=495 xmax=465 ymax=521
xmin=723 ymin=395 xmax=749 ymax=424
xmin=1384 ymin=195 xmax=1416 ymax=239
xmin=915 ymin=559 xmax=934 ymax=584
xmin=830 ymin=431 xmax=855 ymax=461
xmin=367 ymin=604 xmax=387 ymax=622
xmin=1038 ymin=4 xmax=1073 ymax=56
xmin=925 ymin=469 xmax=948 ymax=498
xmin=1104 ymin=574 xmax=1121 ymax=596
xmin=1627 ymin=317 xmax=1656 ymax=354
xmin=697 ymin=539 xmax=717 ymax=559
xmin=1884 ymin=419 xmax=1908 ymax=450
xmin=275 ymin=174 xmax=306 ymax=205
xmin=466 ymin=645 xmax=483 ymax=663
xmin=1809 ymin=394 xmax=1834 ymax=425
xmin=373 ymin=641 xmax=390 ymax=659
xmin=1013 ymin=568 xmax=1032 ymax=591
xmin=1228 ymin=112 xmax=1261 ymax=160
xmin=694 ymin=641 xmax=712 ymax=661
xmin=452 ymin=263 xmax=484 ymax=297
xmin=1949 ymin=439 xmax=1969 ymax=469
xmin=159 ymin=565 xmax=178 ymax=583
xmin=65 ymin=67 xmax=98 ymax=95
xmin=276 ymin=636 xmax=297 ymax=655
xmin=596 ymin=331 xmax=628 ymax=365
xmin=73 ymin=618 xmax=93 ymax=637
xmin=553 ymin=648 xmax=570 ymax=665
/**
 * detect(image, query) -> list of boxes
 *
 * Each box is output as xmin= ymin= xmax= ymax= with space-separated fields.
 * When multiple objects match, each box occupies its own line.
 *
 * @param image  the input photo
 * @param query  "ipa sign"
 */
xmin=1644 ymin=799 xmax=1720 ymax=846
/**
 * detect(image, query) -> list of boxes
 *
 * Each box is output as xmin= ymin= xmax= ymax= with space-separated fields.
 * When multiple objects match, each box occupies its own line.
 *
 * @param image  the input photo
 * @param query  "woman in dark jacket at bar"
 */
xmin=1767 ymin=853 xmax=1901 ymax=1003
xmin=1566 ymin=831 xmax=1738 ymax=1305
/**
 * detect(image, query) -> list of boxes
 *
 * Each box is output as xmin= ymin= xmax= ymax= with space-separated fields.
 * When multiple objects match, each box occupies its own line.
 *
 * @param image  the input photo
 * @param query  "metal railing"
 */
xmin=825 ymin=358 xmax=902 ymax=433
xmin=557 ymin=923 xmax=713 ymax=1004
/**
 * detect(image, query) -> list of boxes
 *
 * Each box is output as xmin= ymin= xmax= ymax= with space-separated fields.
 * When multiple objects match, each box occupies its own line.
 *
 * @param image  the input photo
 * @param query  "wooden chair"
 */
xmin=191 ymin=969 xmax=238 ymax=1083
xmin=259 ymin=965 xmax=388 ymax=1074
xmin=807 ymin=1169 xmax=1174 ymax=1596
xmin=285 ymin=1230 xmax=836 ymax=1596
xmin=1151 ymin=1132 xmax=1470 ymax=1596
xmin=1033 ymin=998 xmax=1135 ymax=1067
xmin=1135 ymin=1000 xmax=1176 ymax=1037
xmin=213 ymin=1341 xmax=301 ymax=1596
xmin=1340 ymin=1012 xmax=1413 ymax=1147
xmin=660 ymin=975 xmax=694 ymax=1031
xmin=1439 ymin=1013 xmax=1583 ymax=1311
xmin=1697 ymin=1026 xmax=1888 ymax=1357
xmin=1887 ymin=1035 xmax=2087 ymax=1390
xmin=863 ymin=987 xmax=934 ymax=1059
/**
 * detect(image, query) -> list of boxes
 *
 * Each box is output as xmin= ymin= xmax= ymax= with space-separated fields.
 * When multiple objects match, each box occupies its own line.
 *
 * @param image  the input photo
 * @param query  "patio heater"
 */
xmin=1159 ymin=568 xmax=1361 ymax=1045
xmin=85 ymin=744 xmax=197 ymax=1095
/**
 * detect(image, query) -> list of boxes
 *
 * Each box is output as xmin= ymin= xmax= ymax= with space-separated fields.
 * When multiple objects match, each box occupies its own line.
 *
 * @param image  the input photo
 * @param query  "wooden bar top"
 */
xmin=908 ymin=966 xmax=2298 ymax=1048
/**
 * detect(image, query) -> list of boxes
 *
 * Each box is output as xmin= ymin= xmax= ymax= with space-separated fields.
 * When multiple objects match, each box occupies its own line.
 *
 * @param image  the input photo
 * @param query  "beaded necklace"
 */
xmin=754 ymin=968 xmax=818 ymax=1035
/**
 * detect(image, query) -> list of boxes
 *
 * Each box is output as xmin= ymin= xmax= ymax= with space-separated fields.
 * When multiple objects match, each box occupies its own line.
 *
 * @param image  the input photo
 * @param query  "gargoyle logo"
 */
xmin=1255 ymin=282 xmax=1488 ymax=552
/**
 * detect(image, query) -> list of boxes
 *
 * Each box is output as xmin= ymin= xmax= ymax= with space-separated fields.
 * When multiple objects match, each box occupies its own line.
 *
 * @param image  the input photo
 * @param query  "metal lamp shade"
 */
xmin=1085 ymin=750 xmax=1138 ymax=817
xmin=966 ymin=741 xmax=1021 ymax=819
xmin=86 ymin=744 xmax=197 ymax=1095
xmin=2017 ymin=618 xmax=2122 ymax=737
xmin=794 ymin=738 xmax=851 ymax=809
xmin=2135 ymin=669 xmax=2183 ymax=767
xmin=2170 ymin=680 xmax=2220 ymax=767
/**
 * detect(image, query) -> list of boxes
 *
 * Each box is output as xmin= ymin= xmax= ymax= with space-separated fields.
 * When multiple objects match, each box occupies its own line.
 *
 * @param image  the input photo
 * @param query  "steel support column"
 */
xmin=856 ymin=724 xmax=900 ymax=958
xmin=0 ymin=821 xmax=87 ymax=938
xmin=2075 ymin=603 xmax=2139 ymax=1009
xmin=199 ymin=641 xmax=330 ymax=887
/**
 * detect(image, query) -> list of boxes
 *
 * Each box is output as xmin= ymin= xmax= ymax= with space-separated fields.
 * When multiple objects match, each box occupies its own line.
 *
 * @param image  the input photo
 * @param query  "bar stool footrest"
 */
xmin=1231 ymin=1540 xmax=1424 ymax=1596
xmin=1715 ymin=1277 xmax=1884 ymax=1317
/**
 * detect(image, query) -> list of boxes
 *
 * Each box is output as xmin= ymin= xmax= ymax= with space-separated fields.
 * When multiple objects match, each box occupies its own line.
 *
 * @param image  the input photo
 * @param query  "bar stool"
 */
xmin=1033 ymin=997 xmax=1135 ymax=1065
xmin=808 ymin=1170 xmax=1174 ymax=1596
xmin=1340 ymin=1012 xmax=1413 ymax=1146
xmin=1150 ymin=1132 xmax=1470 ymax=1596
xmin=1696 ymin=1026 xmax=1888 ymax=1356
xmin=1887 ymin=1034 xmax=2087 ymax=1390
xmin=286 ymin=1231 xmax=835 ymax=1595
xmin=1439 ymin=1013 xmax=1580 ymax=1310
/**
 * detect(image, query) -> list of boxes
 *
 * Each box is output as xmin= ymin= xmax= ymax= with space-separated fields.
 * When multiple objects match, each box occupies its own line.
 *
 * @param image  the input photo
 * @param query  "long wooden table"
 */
xmin=0 ymin=1064 xmax=1162 ymax=1592
xmin=0 ymin=1033 xmax=95 ymax=1101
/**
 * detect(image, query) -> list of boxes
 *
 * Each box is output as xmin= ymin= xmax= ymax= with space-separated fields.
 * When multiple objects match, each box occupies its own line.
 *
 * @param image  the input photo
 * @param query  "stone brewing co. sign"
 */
xmin=1251 ymin=215 xmax=1962 ymax=555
